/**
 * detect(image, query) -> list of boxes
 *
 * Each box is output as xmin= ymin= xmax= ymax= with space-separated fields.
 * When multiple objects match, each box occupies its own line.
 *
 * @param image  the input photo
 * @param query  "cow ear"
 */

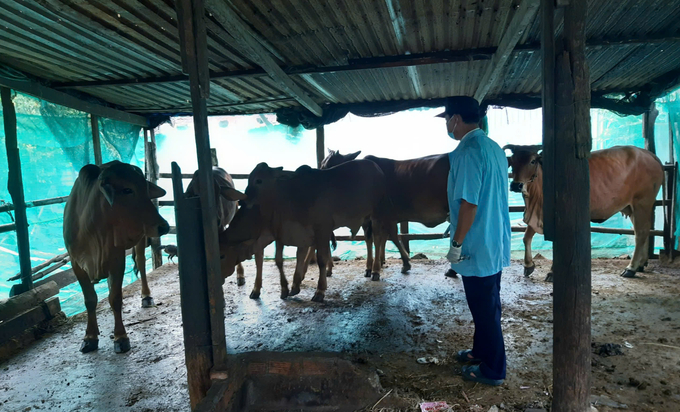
xmin=507 ymin=156 xmax=512 ymax=168
xmin=148 ymin=182 xmax=166 ymax=199
xmin=346 ymin=151 xmax=361 ymax=161
xmin=100 ymin=183 xmax=115 ymax=206
xmin=221 ymin=187 xmax=247 ymax=201
xmin=327 ymin=148 xmax=334 ymax=155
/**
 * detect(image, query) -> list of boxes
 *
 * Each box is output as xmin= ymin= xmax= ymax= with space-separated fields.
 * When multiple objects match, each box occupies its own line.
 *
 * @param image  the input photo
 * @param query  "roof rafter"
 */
xmin=474 ymin=0 xmax=541 ymax=103
xmin=204 ymin=0 xmax=323 ymax=117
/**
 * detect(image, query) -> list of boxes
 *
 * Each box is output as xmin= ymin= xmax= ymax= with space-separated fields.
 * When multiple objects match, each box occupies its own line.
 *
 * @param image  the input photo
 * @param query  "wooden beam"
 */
xmin=643 ymin=103 xmax=659 ymax=258
xmin=316 ymin=126 xmax=325 ymax=168
xmin=0 ymin=76 xmax=147 ymax=127
xmin=2 ymin=87 xmax=33 ymax=296
xmin=145 ymin=128 xmax=163 ymax=269
xmin=549 ymin=0 xmax=592 ymax=409
xmin=204 ymin=0 xmax=323 ymax=117
xmin=474 ymin=0 xmax=540 ymax=102
xmin=175 ymin=0 xmax=227 ymax=381
xmin=0 ymin=281 xmax=59 ymax=324
xmin=400 ymin=222 xmax=410 ymax=254
xmin=90 ymin=115 xmax=102 ymax=166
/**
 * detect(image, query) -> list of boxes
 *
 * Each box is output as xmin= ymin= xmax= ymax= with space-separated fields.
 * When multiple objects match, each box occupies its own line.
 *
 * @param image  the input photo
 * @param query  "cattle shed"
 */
xmin=1 ymin=0 xmax=680 ymax=411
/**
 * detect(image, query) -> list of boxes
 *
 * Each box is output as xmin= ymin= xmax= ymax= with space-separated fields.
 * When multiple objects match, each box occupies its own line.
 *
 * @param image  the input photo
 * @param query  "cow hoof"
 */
xmin=524 ymin=265 xmax=535 ymax=277
xmin=141 ymin=296 xmax=155 ymax=308
xmin=80 ymin=339 xmax=99 ymax=353
xmin=621 ymin=269 xmax=637 ymax=278
xmin=544 ymin=272 xmax=554 ymax=282
xmin=401 ymin=263 xmax=412 ymax=274
xmin=280 ymin=288 xmax=290 ymax=299
xmin=289 ymin=286 xmax=300 ymax=296
xmin=327 ymin=270 xmax=332 ymax=277
xmin=371 ymin=272 xmax=380 ymax=281
xmin=311 ymin=292 xmax=325 ymax=303
xmin=250 ymin=290 xmax=261 ymax=299
xmin=445 ymin=269 xmax=458 ymax=278
xmin=237 ymin=277 xmax=246 ymax=286
xmin=364 ymin=269 xmax=372 ymax=278
xmin=636 ymin=266 xmax=645 ymax=273
xmin=114 ymin=338 xmax=131 ymax=354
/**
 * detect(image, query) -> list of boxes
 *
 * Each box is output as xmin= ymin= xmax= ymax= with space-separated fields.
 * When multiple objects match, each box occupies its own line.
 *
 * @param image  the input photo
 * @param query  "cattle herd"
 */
xmin=62 ymin=144 xmax=664 ymax=353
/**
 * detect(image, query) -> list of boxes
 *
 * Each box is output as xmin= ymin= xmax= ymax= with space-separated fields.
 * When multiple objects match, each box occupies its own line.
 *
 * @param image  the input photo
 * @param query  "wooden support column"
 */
xmin=90 ymin=115 xmax=102 ymax=166
xmin=2 ymin=87 xmax=33 ymax=296
xmin=543 ymin=0 xmax=593 ymax=410
xmin=643 ymin=103 xmax=659 ymax=259
xmin=145 ymin=128 xmax=163 ymax=269
xmin=172 ymin=162 xmax=213 ymax=409
xmin=176 ymin=0 xmax=227 ymax=374
xmin=316 ymin=126 xmax=325 ymax=168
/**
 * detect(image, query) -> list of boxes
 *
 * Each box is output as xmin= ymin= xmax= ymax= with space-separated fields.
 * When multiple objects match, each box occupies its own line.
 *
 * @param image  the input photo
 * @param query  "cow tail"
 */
xmin=330 ymin=233 xmax=337 ymax=251
xmin=364 ymin=221 xmax=373 ymax=241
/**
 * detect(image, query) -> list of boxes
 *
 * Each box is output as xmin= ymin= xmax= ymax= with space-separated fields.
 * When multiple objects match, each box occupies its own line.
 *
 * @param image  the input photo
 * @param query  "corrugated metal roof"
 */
xmin=0 ymin=0 xmax=679 ymax=120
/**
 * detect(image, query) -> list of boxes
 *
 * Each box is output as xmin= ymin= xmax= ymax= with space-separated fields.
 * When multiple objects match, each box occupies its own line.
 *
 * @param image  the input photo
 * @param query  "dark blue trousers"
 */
xmin=462 ymin=271 xmax=506 ymax=380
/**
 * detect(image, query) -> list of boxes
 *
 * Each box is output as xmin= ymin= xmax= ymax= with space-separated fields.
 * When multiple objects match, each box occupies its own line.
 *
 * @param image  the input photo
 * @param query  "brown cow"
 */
xmin=218 ymin=159 xmax=389 ymax=302
xmin=505 ymin=144 xmax=664 ymax=281
xmin=64 ymin=161 xmax=169 ymax=353
xmin=320 ymin=150 xmax=452 ymax=277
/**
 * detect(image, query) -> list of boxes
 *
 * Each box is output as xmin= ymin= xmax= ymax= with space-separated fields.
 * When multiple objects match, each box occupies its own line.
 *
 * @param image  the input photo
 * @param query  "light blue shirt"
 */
xmin=448 ymin=129 xmax=511 ymax=277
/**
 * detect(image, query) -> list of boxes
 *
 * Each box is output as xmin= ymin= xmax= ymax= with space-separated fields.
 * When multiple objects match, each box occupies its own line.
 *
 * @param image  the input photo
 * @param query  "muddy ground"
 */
xmin=1 ymin=257 xmax=679 ymax=412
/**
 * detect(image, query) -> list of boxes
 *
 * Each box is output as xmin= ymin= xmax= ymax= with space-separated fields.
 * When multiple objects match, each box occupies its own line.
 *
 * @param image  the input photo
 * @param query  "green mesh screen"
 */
xmin=0 ymin=92 xmax=146 ymax=315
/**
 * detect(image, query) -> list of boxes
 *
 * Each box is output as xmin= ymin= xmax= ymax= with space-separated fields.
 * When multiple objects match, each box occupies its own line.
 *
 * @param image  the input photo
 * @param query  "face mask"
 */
xmin=447 ymin=117 xmax=458 ymax=139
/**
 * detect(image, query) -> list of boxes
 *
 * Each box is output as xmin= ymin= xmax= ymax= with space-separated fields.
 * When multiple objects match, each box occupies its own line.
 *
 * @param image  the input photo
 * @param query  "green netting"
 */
xmin=0 ymin=92 xmax=147 ymax=315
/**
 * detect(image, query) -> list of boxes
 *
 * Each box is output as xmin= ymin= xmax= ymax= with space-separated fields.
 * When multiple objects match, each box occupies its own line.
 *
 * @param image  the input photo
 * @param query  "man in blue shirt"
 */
xmin=437 ymin=96 xmax=511 ymax=386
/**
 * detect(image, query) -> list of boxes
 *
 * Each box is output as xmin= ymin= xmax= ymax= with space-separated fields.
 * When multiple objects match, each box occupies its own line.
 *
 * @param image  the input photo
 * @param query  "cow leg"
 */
xmin=291 ymin=247 xmax=310 ymax=297
xmin=274 ymin=242 xmax=290 ymax=299
xmin=134 ymin=240 xmax=154 ymax=308
xmin=236 ymin=263 xmax=246 ymax=286
xmin=523 ymin=226 xmax=536 ymax=277
xmin=302 ymin=247 xmax=315 ymax=281
xmin=73 ymin=262 xmax=99 ymax=353
xmin=371 ymin=223 xmax=387 ymax=281
xmin=326 ymin=248 xmax=333 ymax=277
xmin=623 ymin=204 xmax=654 ymax=278
xmin=312 ymin=239 xmax=330 ymax=302
xmin=364 ymin=222 xmax=373 ymax=277
xmin=388 ymin=224 xmax=411 ymax=274
xmin=250 ymin=249 xmax=264 ymax=299
xmin=108 ymin=258 xmax=130 ymax=353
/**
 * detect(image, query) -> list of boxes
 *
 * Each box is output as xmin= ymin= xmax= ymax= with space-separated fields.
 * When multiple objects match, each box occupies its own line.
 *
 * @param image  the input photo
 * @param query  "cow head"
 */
xmin=217 ymin=197 xmax=263 ymax=278
xmin=242 ymin=162 xmax=287 ymax=208
xmin=98 ymin=161 xmax=169 ymax=248
xmin=186 ymin=167 xmax=244 ymax=229
xmin=320 ymin=149 xmax=361 ymax=170
xmin=503 ymin=144 xmax=543 ymax=193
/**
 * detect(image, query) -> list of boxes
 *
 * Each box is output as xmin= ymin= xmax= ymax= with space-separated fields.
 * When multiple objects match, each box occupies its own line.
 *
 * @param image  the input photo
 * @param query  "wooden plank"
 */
xmin=8 ymin=253 xmax=69 ymax=281
xmin=175 ymin=0 xmax=227 ymax=389
xmin=316 ymin=126 xmax=325 ymax=168
xmin=2 ymin=87 xmax=33 ymax=295
xmin=0 ymin=297 xmax=61 ymax=346
xmin=0 ymin=223 xmax=16 ymax=234
xmin=91 ymin=114 xmax=102 ymax=166
xmin=551 ymin=0 xmax=592 ymax=408
xmin=146 ymin=128 xmax=163 ymax=269
xmin=0 ymin=281 xmax=59 ymax=324
xmin=0 ymin=76 xmax=148 ymax=127
xmin=400 ymin=222 xmax=410 ymax=254
xmin=541 ymin=0 xmax=556 ymax=241
xmin=173 ymin=164 xmax=214 ymax=410
xmin=474 ymin=0 xmax=540 ymax=102
xmin=205 ymin=0 xmax=323 ymax=117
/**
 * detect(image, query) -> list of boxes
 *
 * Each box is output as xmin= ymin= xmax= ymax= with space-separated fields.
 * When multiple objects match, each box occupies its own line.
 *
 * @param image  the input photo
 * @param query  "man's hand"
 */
xmin=447 ymin=242 xmax=463 ymax=263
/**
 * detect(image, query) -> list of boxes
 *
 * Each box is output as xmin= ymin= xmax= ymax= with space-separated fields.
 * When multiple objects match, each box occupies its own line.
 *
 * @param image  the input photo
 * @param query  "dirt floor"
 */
xmin=1 ymin=256 xmax=679 ymax=412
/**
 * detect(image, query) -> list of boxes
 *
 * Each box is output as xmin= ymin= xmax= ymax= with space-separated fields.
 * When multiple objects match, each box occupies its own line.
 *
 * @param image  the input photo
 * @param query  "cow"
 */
xmin=505 ymin=144 xmax=664 ymax=281
xmin=217 ymin=159 xmax=390 ymax=302
xmin=320 ymin=150 xmax=452 ymax=277
xmin=63 ymin=161 xmax=169 ymax=353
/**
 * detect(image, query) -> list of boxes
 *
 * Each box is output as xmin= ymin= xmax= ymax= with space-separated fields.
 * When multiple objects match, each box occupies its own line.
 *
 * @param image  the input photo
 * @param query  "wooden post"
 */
xmin=210 ymin=148 xmax=218 ymax=167
xmin=172 ymin=162 xmax=213 ymax=409
xmin=2 ymin=87 xmax=33 ymax=296
xmin=176 ymin=0 xmax=227 ymax=370
xmin=145 ymin=128 xmax=163 ymax=269
xmin=316 ymin=126 xmax=325 ymax=168
xmin=643 ymin=103 xmax=659 ymax=260
xmin=544 ymin=0 xmax=593 ymax=410
xmin=90 ymin=114 xmax=102 ymax=166
xmin=400 ymin=222 xmax=410 ymax=254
